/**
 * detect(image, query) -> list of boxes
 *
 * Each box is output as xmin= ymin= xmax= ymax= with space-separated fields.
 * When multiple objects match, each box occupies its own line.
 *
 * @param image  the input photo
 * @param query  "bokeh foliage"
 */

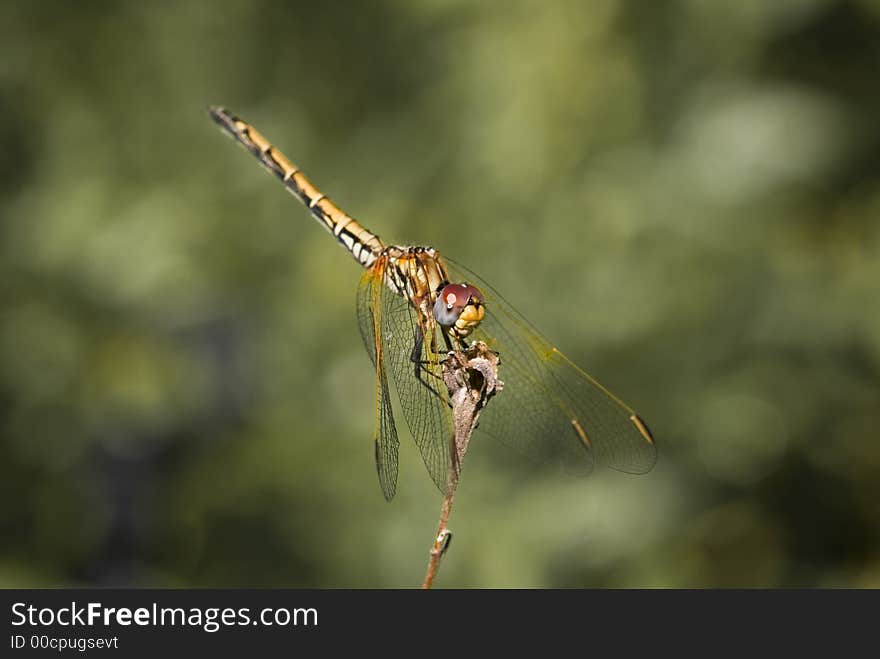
xmin=1 ymin=0 xmax=879 ymax=587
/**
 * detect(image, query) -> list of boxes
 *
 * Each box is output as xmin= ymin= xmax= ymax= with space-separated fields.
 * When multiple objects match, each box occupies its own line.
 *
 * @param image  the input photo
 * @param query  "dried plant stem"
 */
xmin=421 ymin=341 xmax=501 ymax=589
xmin=421 ymin=487 xmax=455 ymax=589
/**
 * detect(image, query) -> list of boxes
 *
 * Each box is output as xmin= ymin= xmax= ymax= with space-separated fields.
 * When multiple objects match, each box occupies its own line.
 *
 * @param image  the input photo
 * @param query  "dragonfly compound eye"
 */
xmin=434 ymin=283 xmax=485 ymax=337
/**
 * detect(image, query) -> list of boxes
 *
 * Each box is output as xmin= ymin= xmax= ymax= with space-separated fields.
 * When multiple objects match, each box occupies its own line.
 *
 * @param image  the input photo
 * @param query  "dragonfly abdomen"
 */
xmin=209 ymin=107 xmax=385 ymax=268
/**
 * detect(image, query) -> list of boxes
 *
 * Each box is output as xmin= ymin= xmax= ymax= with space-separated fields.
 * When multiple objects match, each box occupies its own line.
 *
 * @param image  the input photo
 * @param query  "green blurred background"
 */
xmin=2 ymin=0 xmax=879 ymax=588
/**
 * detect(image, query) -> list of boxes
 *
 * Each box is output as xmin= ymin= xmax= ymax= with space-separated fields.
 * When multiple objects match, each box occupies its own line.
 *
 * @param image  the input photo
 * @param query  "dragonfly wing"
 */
xmin=445 ymin=258 xmax=657 ymax=476
xmin=377 ymin=272 xmax=454 ymax=496
xmin=356 ymin=265 xmax=399 ymax=501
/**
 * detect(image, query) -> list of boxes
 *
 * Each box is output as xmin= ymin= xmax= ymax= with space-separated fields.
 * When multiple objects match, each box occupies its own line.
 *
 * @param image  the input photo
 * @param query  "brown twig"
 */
xmin=422 ymin=489 xmax=455 ymax=590
xmin=421 ymin=341 xmax=502 ymax=589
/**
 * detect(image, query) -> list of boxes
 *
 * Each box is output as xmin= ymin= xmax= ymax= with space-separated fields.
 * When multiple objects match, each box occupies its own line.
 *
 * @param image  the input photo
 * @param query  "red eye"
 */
xmin=460 ymin=284 xmax=483 ymax=305
xmin=433 ymin=283 xmax=484 ymax=328
xmin=438 ymin=283 xmax=482 ymax=308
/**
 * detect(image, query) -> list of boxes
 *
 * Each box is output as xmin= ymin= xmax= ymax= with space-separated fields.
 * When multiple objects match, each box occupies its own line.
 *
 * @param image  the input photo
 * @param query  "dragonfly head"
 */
xmin=433 ymin=283 xmax=485 ymax=338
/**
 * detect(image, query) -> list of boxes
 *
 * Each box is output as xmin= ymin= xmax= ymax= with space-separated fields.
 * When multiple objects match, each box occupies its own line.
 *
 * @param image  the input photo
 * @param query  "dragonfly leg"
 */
xmin=410 ymin=332 xmax=452 ymax=409
xmin=441 ymin=329 xmax=469 ymax=353
xmin=442 ymin=331 xmax=454 ymax=352
xmin=410 ymin=331 xmax=425 ymax=379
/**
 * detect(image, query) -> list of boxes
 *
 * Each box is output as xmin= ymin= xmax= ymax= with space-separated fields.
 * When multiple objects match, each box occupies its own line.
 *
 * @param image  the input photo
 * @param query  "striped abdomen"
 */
xmin=209 ymin=107 xmax=385 ymax=268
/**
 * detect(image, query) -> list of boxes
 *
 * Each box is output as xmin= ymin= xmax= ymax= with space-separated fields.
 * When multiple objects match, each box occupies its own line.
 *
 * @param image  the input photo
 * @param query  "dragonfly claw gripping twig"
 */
xmin=421 ymin=342 xmax=502 ymax=589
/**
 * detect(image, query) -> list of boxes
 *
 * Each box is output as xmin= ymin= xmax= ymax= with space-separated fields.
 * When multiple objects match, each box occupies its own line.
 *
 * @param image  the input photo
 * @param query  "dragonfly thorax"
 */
xmin=433 ymin=282 xmax=485 ymax=339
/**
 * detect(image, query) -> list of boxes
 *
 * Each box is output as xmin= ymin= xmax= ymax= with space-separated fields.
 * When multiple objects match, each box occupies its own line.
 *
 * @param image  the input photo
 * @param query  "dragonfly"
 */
xmin=209 ymin=107 xmax=656 ymax=501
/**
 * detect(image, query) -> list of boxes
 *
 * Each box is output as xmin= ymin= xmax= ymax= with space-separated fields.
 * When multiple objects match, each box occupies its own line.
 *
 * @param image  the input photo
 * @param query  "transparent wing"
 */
xmin=357 ymin=259 xmax=454 ymax=496
xmin=444 ymin=257 xmax=657 ymax=476
xmin=356 ymin=264 xmax=399 ymax=501
xmin=380 ymin=272 xmax=454 ymax=496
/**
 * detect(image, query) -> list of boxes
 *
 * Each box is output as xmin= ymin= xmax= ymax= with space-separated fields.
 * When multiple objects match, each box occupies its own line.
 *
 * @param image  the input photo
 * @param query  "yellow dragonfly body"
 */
xmin=210 ymin=107 xmax=655 ymax=500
